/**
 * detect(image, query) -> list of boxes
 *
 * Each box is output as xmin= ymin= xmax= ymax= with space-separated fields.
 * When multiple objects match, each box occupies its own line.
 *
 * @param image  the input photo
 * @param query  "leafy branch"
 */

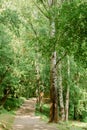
xmin=32 ymin=0 xmax=50 ymax=19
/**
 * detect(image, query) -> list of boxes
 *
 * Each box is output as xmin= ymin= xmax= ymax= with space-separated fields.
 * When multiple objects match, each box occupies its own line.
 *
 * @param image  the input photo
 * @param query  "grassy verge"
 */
xmin=35 ymin=103 xmax=49 ymax=121
xmin=35 ymin=103 xmax=87 ymax=130
xmin=0 ymin=110 xmax=15 ymax=130
xmin=57 ymin=121 xmax=87 ymax=130
xmin=0 ymin=97 xmax=26 ymax=130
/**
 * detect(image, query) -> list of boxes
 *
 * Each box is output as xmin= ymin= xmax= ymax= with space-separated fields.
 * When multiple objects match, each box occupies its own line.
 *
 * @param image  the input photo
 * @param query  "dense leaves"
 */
xmin=57 ymin=1 xmax=87 ymax=67
xmin=0 ymin=0 xmax=87 ymax=122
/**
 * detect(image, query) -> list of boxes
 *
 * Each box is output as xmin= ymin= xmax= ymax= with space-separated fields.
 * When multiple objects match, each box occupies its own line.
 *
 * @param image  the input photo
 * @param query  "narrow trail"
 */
xmin=12 ymin=98 xmax=58 ymax=130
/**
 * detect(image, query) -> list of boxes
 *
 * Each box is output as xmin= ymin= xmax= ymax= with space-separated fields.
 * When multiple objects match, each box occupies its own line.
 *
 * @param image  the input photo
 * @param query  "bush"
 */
xmin=81 ymin=111 xmax=87 ymax=123
xmin=35 ymin=103 xmax=50 ymax=117
xmin=0 ymin=106 xmax=8 ymax=114
xmin=4 ymin=97 xmax=25 ymax=110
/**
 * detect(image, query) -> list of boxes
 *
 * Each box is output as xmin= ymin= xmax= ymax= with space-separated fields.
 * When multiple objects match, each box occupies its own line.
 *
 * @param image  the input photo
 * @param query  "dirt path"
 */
xmin=12 ymin=98 xmax=58 ymax=130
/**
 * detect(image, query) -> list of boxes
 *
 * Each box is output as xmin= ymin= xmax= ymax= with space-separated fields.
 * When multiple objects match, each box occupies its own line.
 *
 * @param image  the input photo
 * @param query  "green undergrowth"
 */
xmin=35 ymin=103 xmax=87 ymax=130
xmin=0 ymin=110 xmax=15 ymax=130
xmin=0 ymin=97 xmax=25 ymax=130
xmin=4 ymin=97 xmax=25 ymax=111
xmin=35 ymin=103 xmax=50 ymax=121
xmin=57 ymin=121 xmax=87 ymax=130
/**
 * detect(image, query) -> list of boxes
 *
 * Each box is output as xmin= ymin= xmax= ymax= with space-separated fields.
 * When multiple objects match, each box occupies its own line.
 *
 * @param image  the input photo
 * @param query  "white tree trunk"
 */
xmin=65 ymin=55 xmax=70 ymax=121
xmin=48 ymin=0 xmax=58 ymax=123
xmin=49 ymin=51 xmax=58 ymax=122
xmin=59 ymin=61 xmax=65 ymax=121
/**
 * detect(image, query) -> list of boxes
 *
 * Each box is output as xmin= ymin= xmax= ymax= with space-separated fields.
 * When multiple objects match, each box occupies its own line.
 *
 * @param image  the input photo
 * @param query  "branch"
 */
xmin=28 ymin=22 xmax=40 ymax=52
xmin=32 ymin=0 xmax=49 ymax=19
xmin=41 ymin=0 xmax=49 ymax=13
xmin=29 ymin=22 xmax=38 ymax=38
xmin=56 ymin=52 xmax=67 ymax=66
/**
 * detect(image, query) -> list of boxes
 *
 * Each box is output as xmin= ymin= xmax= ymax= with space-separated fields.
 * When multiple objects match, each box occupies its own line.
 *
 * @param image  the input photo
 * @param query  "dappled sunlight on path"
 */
xmin=12 ymin=98 xmax=58 ymax=130
xmin=16 ymin=98 xmax=36 ymax=116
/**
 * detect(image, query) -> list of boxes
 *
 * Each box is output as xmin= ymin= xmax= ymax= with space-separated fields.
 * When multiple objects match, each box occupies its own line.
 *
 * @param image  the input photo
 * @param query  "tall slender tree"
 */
xmin=65 ymin=55 xmax=70 ymax=121
xmin=48 ymin=0 xmax=58 ymax=123
xmin=58 ymin=61 xmax=65 ymax=121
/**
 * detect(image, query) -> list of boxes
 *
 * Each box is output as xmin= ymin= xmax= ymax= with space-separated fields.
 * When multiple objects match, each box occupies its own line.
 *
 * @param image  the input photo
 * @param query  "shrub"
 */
xmin=4 ymin=97 xmax=25 ymax=110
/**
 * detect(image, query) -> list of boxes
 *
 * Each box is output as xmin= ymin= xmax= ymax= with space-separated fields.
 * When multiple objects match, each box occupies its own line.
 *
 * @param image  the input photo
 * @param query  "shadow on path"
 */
xmin=12 ymin=98 xmax=58 ymax=130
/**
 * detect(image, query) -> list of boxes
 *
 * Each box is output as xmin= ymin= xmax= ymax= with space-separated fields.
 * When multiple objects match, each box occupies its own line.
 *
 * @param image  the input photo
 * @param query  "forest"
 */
xmin=0 ymin=0 xmax=87 ymax=130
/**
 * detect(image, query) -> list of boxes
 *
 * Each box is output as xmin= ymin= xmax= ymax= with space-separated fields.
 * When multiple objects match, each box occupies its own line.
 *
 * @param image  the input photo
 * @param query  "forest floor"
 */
xmin=12 ymin=98 xmax=58 ymax=130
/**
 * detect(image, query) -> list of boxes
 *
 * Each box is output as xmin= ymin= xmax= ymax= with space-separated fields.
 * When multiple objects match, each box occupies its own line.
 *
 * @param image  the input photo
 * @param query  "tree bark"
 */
xmin=0 ymin=88 xmax=10 ymax=106
xmin=35 ymin=61 xmax=40 ymax=104
xmin=39 ymin=92 xmax=44 ymax=112
xmin=59 ymin=61 xmax=65 ymax=121
xmin=73 ymin=105 xmax=77 ymax=120
xmin=35 ymin=59 xmax=44 ymax=112
xmin=48 ymin=0 xmax=58 ymax=123
xmin=49 ymin=51 xmax=58 ymax=123
xmin=73 ymin=71 xmax=80 ymax=120
xmin=65 ymin=55 xmax=70 ymax=121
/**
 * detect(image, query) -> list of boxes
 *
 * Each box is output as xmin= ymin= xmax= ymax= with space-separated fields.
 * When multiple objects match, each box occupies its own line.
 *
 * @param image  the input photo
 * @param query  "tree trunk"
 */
xmin=73 ymin=71 xmax=80 ymax=120
xmin=35 ymin=61 xmax=40 ymax=104
xmin=39 ymin=92 xmax=44 ymax=112
xmin=49 ymin=51 xmax=58 ymax=123
xmin=48 ymin=0 xmax=58 ymax=123
xmin=35 ymin=59 xmax=44 ymax=112
xmin=73 ymin=105 xmax=77 ymax=120
xmin=0 ymin=89 xmax=10 ymax=106
xmin=65 ymin=55 xmax=70 ymax=121
xmin=59 ymin=61 xmax=65 ymax=121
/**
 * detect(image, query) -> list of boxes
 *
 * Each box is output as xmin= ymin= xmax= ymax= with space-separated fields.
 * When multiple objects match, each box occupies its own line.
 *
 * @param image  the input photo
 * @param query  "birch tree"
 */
xmin=58 ymin=61 xmax=65 ymax=121
xmin=47 ymin=0 xmax=58 ymax=123
xmin=65 ymin=55 xmax=70 ymax=121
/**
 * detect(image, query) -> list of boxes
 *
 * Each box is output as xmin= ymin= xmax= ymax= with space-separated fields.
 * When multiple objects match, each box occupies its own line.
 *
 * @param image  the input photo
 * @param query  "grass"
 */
xmin=0 ymin=97 xmax=25 ymax=130
xmin=35 ymin=103 xmax=87 ymax=130
xmin=57 ymin=121 xmax=87 ymax=130
xmin=0 ymin=109 xmax=15 ymax=130
xmin=35 ymin=103 xmax=50 ymax=121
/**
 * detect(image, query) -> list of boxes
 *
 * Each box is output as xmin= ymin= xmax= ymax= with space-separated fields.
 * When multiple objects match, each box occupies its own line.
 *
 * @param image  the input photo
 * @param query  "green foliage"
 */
xmin=81 ymin=111 xmax=87 ymax=123
xmin=57 ymin=0 xmax=87 ymax=67
xmin=0 ymin=8 xmax=21 ymax=36
xmin=35 ymin=103 xmax=50 ymax=120
xmin=4 ymin=97 xmax=25 ymax=110
xmin=0 ymin=0 xmax=87 ymax=123
xmin=0 ymin=106 xmax=7 ymax=114
xmin=57 ymin=121 xmax=87 ymax=130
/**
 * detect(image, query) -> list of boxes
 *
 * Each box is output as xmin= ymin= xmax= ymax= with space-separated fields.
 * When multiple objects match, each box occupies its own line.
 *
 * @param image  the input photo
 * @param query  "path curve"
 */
xmin=12 ymin=98 xmax=58 ymax=130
